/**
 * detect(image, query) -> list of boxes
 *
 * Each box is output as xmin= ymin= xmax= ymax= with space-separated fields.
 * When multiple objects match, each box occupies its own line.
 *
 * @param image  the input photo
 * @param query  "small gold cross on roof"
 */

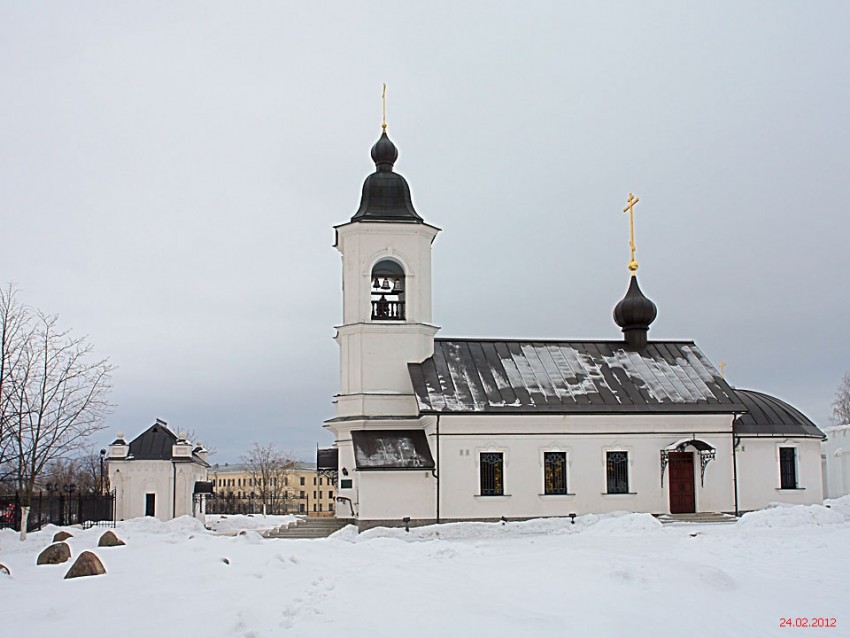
xmin=623 ymin=193 xmax=640 ymax=275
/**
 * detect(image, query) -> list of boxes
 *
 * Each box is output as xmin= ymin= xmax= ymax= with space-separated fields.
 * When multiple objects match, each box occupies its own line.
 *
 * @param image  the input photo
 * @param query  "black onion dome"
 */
xmin=351 ymin=131 xmax=423 ymax=223
xmin=613 ymin=275 xmax=657 ymax=349
xmin=371 ymin=130 xmax=399 ymax=170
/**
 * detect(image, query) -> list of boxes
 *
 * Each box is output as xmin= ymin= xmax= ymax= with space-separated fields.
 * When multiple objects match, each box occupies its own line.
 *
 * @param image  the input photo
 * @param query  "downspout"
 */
xmin=431 ymin=414 xmax=441 ymax=524
xmin=732 ymin=414 xmax=740 ymax=517
xmin=172 ymin=460 xmax=177 ymax=519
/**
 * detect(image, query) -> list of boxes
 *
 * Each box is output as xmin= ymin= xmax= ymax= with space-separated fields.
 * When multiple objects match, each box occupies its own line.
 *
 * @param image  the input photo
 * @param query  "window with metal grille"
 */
xmin=544 ymin=452 xmax=567 ymax=494
xmin=779 ymin=447 xmax=797 ymax=489
xmin=606 ymin=451 xmax=629 ymax=494
xmin=480 ymin=452 xmax=504 ymax=496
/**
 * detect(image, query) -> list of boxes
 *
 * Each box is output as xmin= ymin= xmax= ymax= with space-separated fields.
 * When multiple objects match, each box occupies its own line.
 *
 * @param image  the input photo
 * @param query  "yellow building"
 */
xmin=209 ymin=462 xmax=335 ymax=516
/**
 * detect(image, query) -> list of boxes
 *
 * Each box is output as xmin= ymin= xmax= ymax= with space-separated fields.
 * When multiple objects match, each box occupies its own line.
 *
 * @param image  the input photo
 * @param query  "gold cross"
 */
xmin=622 ymin=193 xmax=640 ymax=275
xmin=381 ymin=83 xmax=387 ymax=130
xmin=719 ymin=361 xmax=727 ymax=380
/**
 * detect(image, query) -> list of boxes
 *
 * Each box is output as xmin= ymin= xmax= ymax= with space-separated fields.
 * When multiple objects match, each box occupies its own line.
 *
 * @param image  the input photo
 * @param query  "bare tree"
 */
xmin=0 ymin=284 xmax=113 ymax=505
xmin=0 ymin=284 xmax=33 ymax=486
xmin=42 ymin=448 xmax=105 ymax=494
xmin=832 ymin=372 xmax=850 ymax=425
xmin=241 ymin=442 xmax=296 ymax=511
xmin=184 ymin=429 xmax=216 ymax=459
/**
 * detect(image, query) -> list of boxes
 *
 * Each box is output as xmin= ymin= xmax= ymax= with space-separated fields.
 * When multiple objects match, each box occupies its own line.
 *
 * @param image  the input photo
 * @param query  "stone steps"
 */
xmin=658 ymin=512 xmax=738 ymax=524
xmin=265 ymin=517 xmax=351 ymax=539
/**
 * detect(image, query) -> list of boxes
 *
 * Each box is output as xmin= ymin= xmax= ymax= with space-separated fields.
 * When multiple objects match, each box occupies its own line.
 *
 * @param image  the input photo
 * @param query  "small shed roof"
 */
xmin=351 ymin=430 xmax=435 ymax=470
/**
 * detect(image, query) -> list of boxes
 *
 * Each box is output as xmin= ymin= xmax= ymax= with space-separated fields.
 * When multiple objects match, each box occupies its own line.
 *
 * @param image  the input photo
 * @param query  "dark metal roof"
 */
xmin=128 ymin=423 xmax=179 ymax=460
xmin=351 ymin=430 xmax=435 ymax=470
xmin=733 ymin=389 xmax=825 ymax=438
xmin=127 ymin=422 xmax=209 ymax=464
xmin=351 ymin=131 xmax=423 ymax=223
xmin=408 ymin=339 xmax=745 ymax=414
xmin=193 ymin=481 xmax=214 ymax=494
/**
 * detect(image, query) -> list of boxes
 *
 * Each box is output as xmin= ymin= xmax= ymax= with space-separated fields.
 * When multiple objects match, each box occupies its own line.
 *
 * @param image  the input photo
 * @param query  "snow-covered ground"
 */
xmin=205 ymin=513 xmax=300 ymax=534
xmin=2 ymin=500 xmax=849 ymax=638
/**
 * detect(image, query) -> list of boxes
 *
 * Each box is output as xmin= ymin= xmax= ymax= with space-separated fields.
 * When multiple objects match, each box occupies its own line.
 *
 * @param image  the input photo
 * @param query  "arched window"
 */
xmin=371 ymin=259 xmax=405 ymax=320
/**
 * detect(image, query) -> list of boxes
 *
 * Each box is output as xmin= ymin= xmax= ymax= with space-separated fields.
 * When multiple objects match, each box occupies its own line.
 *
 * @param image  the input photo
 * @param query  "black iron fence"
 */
xmin=0 ymin=490 xmax=116 ymax=532
xmin=201 ymin=493 xmax=307 ymax=516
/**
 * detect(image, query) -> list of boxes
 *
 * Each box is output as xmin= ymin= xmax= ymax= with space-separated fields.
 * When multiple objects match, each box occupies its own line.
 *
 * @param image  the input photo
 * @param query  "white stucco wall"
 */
xmin=333 ymin=221 xmax=440 ymax=421
xmin=356 ymin=470 xmax=436 ymax=520
xmin=736 ymin=437 xmax=823 ymax=511
xmin=821 ymin=425 xmax=850 ymax=499
xmin=435 ymin=414 xmax=736 ymax=519
xmin=329 ymin=414 xmax=746 ymax=522
xmin=109 ymin=459 xmax=208 ymax=521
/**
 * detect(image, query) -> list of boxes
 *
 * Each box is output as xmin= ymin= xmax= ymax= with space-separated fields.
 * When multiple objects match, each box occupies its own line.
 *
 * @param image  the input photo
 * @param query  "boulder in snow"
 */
xmin=53 ymin=530 xmax=74 ymax=542
xmin=0 ymin=563 xmax=10 ymax=576
xmin=64 ymin=551 xmax=106 ymax=579
xmin=37 ymin=542 xmax=71 ymax=565
xmin=97 ymin=530 xmax=125 ymax=547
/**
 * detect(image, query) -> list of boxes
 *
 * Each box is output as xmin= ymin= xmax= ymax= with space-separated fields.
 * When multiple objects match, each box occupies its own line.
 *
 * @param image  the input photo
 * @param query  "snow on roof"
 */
xmin=409 ymin=339 xmax=744 ymax=414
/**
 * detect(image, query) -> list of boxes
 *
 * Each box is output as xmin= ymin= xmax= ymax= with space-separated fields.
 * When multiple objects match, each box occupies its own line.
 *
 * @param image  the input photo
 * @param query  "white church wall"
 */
xmin=356 ymin=470 xmax=436 ymax=521
xmin=822 ymin=425 xmax=850 ymax=499
xmin=109 ymin=459 xmax=208 ymax=521
xmin=736 ymin=438 xmax=823 ymax=511
xmin=333 ymin=438 xmax=357 ymax=519
xmin=335 ymin=222 xmax=438 ymax=326
xmin=110 ymin=460 xmax=172 ymax=520
xmin=333 ymin=221 xmax=441 ymax=414
xmin=436 ymin=414 xmax=736 ymax=519
xmin=335 ymin=326 xmax=439 ymax=399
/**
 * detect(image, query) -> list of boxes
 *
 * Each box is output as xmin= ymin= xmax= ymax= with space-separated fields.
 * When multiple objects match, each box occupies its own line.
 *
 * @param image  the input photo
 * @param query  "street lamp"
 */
xmin=99 ymin=449 xmax=106 ymax=495
xmin=62 ymin=483 xmax=76 ymax=525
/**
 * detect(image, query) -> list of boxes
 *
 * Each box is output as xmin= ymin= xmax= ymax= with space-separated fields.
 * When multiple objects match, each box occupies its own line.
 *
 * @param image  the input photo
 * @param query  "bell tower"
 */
xmin=332 ymin=125 xmax=440 ymax=419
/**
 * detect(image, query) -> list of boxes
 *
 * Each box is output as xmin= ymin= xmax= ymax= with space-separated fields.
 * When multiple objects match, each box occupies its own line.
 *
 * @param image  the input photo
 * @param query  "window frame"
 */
xmin=543 ymin=451 xmax=568 ymax=495
xmin=479 ymin=451 xmax=505 ymax=496
xmin=606 ymin=450 xmax=629 ymax=494
xmin=779 ymin=447 xmax=798 ymax=489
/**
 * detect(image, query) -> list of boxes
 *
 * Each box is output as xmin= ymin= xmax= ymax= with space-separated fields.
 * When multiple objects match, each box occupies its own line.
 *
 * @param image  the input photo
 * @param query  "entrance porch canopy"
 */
xmin=660 ymin=438 xmax=716 ymax=487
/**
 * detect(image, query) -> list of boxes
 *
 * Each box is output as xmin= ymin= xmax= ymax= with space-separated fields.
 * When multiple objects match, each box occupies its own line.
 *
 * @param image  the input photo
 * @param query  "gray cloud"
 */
xmin=1 ymin=1 xmax=847 ymax=461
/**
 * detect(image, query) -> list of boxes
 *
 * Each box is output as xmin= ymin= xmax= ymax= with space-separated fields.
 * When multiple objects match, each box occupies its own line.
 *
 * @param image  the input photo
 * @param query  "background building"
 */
xmin=209 ymin=462 xmax=335 ymax=516
xmin=822 ymin=424 xmax=850 ymax=498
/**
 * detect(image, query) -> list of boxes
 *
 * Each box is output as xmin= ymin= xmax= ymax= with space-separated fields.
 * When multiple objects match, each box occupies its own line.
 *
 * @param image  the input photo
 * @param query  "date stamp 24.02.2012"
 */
xmin=779 ymin=618 xmax=837 ymax=629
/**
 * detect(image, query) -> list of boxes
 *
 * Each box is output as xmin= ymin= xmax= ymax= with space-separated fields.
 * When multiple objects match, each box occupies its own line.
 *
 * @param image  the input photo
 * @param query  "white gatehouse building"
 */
xmin=320 ymin=123 xmax=825 ymax=530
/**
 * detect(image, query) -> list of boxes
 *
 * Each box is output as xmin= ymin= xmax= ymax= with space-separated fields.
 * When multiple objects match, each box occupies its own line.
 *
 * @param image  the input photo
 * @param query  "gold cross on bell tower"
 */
xmin=623 ymin=193 xmax=640 ymax=275
xmin=381 ymin=83 xmax=388 ymax=130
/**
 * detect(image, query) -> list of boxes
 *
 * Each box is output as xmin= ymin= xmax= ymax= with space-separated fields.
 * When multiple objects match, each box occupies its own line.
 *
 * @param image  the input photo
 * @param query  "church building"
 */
xmin=321 ymin=120 xmax=825 ymax=530
xmin=108 ymin=420 xmax=211 ymax=522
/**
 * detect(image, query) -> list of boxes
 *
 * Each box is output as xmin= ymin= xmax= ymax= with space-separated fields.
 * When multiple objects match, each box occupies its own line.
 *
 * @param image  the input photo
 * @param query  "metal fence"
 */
xmin=201 ymin=494 xmax=306 ymax=516
xmin=0 ymin=490 xmax=116 ymax=532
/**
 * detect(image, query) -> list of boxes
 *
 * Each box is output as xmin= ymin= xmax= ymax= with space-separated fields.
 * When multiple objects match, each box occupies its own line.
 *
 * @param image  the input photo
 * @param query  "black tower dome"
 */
xmin=613 ymin=275 xmax=658 ymax=350
xmin=351 ymin=130 xmax=423 ymax=223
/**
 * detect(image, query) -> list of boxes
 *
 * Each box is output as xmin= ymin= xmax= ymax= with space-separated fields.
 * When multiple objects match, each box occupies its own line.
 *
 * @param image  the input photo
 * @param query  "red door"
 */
xmin=668 ymin=452 xmax=695 ymax=514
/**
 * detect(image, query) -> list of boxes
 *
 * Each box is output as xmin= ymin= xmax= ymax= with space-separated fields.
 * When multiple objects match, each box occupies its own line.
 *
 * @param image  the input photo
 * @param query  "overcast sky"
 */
xmin=1 ymin=1 xmax=848 ymax=463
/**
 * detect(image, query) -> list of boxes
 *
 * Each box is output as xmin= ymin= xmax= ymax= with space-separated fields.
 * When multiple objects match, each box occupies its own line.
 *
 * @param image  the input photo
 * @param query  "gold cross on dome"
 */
xmin=719 ymin=361 xmax=727 ymax=380
xmin=622 ymin=193 xmax=640 ymax=275
xmin=381 ymin=83 xmax=387 ymax=130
